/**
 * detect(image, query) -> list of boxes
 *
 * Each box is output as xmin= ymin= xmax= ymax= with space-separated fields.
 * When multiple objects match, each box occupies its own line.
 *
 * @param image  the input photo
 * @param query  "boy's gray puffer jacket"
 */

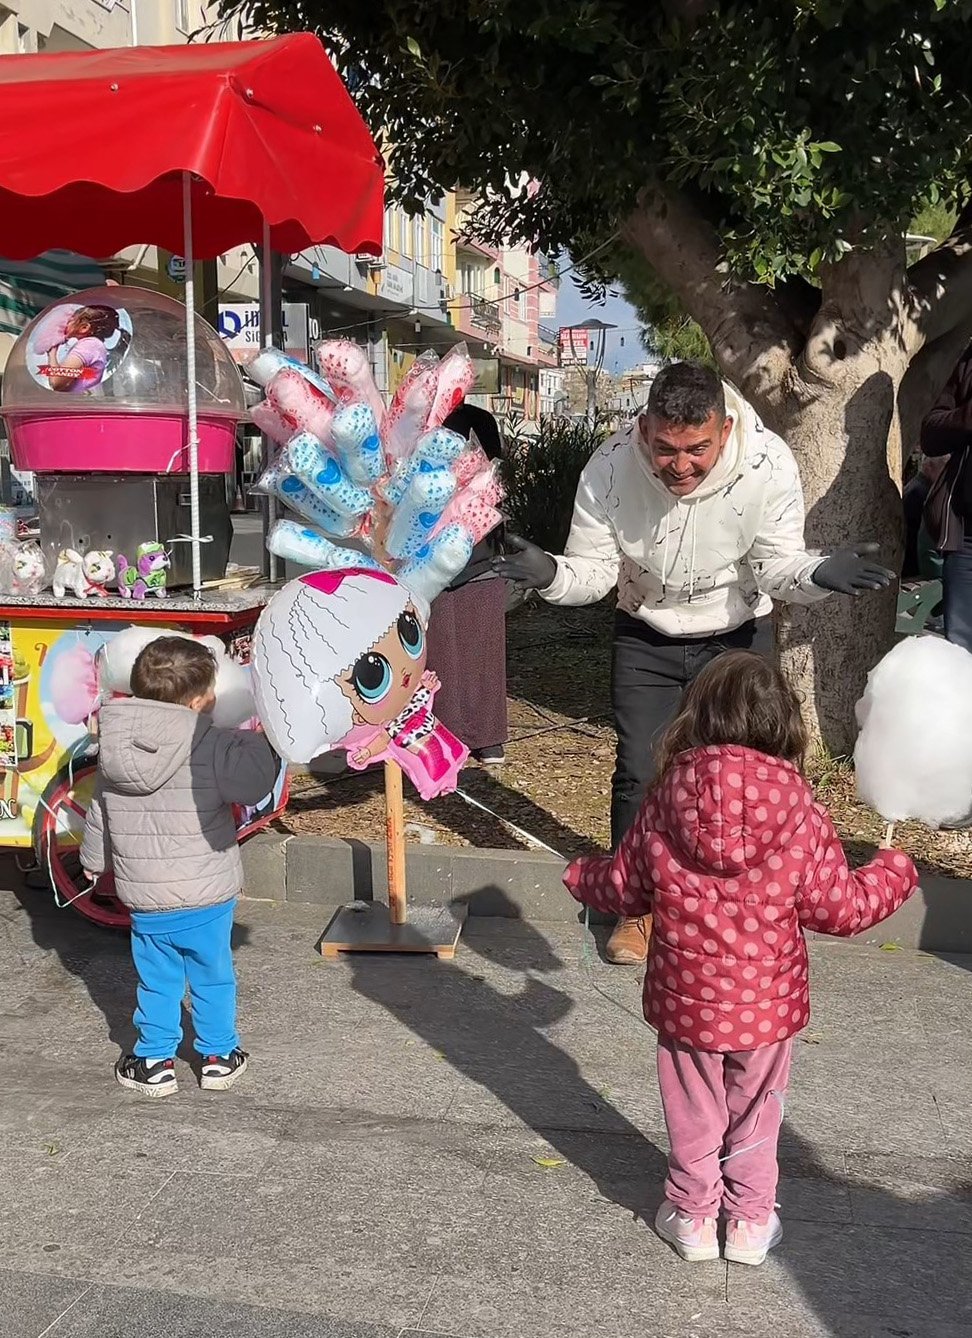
xmin=80 ymin=698 xmax=278 ymax=913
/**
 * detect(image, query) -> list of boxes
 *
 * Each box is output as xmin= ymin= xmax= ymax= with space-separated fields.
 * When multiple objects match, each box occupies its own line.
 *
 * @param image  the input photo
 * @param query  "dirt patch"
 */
xmin=276 ymin=601 xmax=971 ymax=878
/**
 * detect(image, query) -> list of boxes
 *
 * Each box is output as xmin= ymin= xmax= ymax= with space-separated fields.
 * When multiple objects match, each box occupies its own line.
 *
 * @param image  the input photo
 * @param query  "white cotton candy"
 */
xmin=854 ymin=635 xmax=972 ymax=827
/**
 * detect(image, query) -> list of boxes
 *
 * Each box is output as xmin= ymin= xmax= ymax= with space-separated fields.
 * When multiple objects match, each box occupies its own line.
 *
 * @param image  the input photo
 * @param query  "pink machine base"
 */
xmin=6 ymin=412 xmax=238 ymax=474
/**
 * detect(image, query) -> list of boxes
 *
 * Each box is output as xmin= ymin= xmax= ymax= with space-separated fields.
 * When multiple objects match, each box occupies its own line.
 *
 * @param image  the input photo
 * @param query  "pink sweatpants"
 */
xmin=657 ymin=1037 xmax=792 ymax=1222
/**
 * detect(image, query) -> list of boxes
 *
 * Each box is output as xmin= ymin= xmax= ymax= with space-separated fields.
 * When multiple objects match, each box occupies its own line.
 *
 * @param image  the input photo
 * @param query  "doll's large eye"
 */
xmin=397 ymin=610 xmax=425 ymax=660
xmin=351 ymin=652 xmax=393 ymax=704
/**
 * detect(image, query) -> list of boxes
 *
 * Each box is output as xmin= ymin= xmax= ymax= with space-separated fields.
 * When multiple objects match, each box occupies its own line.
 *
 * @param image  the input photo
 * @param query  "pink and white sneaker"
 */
xmin=654 ymin=1200 xmax=719 ymax=1262
xmin=724 ymin=1211 xmax=783 ymax=1266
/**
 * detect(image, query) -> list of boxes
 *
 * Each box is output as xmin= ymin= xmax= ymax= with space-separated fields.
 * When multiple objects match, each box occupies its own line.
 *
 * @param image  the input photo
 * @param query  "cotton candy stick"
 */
xmin=384 ymin=463 xmax=458 ymax=560
xmin=381 ymin=428 xmax=466 ymax=506
xmin=267 ymin=520 xmax=382 ymax=571
xmin=427 ymin=344 xmax=476 ymax=429
xmin=330 ymin=401 xmax=386 ymax=486
xmin=315 ymin=340 xmax=385 ymax=424
xmin=382 ymin=358 xmax=439 ymax=465
xmin=397 ymin=524 xmax=475 ymax=604
xmin=251 ymin=400 xmax=292 ymax=446
xmin=246 ymin=347 xmax=336 ymax=400
xmin=268 ymin=368 xmax=336 ymax=441
xmin=286 ymin=431 xmax=373 ymax=519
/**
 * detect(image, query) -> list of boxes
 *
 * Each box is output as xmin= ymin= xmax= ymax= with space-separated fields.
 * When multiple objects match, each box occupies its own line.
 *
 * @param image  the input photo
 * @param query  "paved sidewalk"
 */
xmin=1 ymin=870 xmax=970 ymax=1338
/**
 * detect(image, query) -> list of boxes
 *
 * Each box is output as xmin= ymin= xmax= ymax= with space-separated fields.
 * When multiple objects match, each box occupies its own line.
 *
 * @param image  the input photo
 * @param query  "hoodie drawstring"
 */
xmin=660 ymin=503 xmax=699 ymax=603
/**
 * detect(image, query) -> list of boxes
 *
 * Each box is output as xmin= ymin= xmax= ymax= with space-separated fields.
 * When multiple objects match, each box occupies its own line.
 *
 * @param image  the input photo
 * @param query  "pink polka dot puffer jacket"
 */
xmin=565 ymin=744 xmax=918 ymax=1053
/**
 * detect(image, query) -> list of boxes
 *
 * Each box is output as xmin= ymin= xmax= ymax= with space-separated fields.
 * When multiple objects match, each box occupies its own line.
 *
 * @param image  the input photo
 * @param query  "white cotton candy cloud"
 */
xmin=854 ymin=635 xmax=972 ymax=827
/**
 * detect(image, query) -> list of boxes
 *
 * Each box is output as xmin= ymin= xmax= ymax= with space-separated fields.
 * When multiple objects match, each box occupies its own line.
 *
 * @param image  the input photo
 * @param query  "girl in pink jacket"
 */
xmin=564 ymin=651 xmax=918 ymax=1266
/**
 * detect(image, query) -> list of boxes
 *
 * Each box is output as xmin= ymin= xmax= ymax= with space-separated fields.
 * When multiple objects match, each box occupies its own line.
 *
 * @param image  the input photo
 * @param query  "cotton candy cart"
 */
xmin=0 ymin=588 xmax=288 ymax=929
xmin=0 ymin=35 xmax=385 ymax=927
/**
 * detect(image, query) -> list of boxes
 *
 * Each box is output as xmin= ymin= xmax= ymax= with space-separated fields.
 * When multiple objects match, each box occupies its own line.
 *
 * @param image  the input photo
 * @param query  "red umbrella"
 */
xmin=0 ymin=34 xmax=384 ymax=259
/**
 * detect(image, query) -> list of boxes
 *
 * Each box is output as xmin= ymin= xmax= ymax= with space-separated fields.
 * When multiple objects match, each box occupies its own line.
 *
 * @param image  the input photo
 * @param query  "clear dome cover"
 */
xmin=1 ymin=285 xmax=245 ymax=417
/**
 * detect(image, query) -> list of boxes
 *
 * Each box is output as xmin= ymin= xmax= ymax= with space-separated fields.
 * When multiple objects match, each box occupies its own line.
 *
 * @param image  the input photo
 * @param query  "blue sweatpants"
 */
xmin=128 ymin=899 xmax=240 ymax=1059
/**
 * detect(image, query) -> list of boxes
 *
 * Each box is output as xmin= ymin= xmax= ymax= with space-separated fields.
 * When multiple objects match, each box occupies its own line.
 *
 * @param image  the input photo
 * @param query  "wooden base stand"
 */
xmin=318 ymin=759 xmax=466 ymax=961
xmin=319 ymin=900 xmax=467 ymax=960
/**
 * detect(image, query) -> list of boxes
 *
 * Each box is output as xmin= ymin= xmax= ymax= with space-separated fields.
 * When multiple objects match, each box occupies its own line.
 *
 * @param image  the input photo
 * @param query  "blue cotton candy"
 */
xmin=266 ymin=520 xmax=381 ymax=571
xmin=384 ymin=463 xmax=458 ymax=560
xmin=287 ymin=431 xmax=372 ymax=518
xmin=331 ymin=402 xmax=387 ymax=485
xmin=397 ymin=524 xmax=475 ymax=604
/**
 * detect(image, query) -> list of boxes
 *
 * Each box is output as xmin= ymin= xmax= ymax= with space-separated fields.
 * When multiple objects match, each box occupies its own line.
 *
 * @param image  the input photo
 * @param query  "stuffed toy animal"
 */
xmin=10 ymin=543 xmax=46 ymax=596
xmin=117 ymin=542 xmax=169 ymax=600
xmin=52 ymin=548 xmax=115 ymax=599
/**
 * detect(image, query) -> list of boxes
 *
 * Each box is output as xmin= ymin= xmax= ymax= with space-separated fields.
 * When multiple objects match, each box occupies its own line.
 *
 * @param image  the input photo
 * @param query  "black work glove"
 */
xmin=811 ymin=544 xmax=896 ymax=596
xmin=490 ymin=533 xmax=558 ymax=591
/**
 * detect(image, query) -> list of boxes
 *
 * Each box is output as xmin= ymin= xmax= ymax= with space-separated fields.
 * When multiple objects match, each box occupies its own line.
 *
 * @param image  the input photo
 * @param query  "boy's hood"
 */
xmin=654 ymin=745 xmax=813 ymax=875
xmin=97 ymin=698 xmax=209 ymax=796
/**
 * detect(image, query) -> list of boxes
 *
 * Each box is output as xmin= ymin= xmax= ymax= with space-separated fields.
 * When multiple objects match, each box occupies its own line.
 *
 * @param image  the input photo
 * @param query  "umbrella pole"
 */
xmin=182 ymin=171 xmax=202 ymax=597
xmin=260 ymin=220 xmax=278 ymax=585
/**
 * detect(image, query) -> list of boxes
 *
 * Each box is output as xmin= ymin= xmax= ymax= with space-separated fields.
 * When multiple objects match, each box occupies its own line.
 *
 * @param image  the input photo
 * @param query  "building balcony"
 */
xmin=468 ymin=294 xmax=501 ymax=336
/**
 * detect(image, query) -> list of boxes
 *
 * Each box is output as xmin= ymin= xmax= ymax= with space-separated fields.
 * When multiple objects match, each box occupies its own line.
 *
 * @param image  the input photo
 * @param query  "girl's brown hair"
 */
xmin=656 ymin=651 xmax=807 ymax=778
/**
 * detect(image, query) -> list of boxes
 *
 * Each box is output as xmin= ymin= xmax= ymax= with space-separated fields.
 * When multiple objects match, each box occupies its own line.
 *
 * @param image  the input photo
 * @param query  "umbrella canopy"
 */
xmin=0 ymin=34 xmax=384 ymax=260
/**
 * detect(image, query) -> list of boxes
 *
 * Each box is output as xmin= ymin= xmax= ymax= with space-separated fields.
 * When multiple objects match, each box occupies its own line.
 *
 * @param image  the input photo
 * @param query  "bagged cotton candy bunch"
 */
xmin=245 ymin=339 xmax=503 ymax=605
xmin=854 ymin=636 xmax=972 ymax=828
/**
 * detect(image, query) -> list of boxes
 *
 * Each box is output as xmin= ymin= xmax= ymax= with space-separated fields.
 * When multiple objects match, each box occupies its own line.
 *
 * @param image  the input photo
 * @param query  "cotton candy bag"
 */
xmin=854 ymin=635 xmax=972 ymax=827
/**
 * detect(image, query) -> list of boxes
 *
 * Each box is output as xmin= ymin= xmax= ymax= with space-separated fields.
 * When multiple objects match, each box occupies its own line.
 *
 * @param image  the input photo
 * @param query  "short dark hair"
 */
xmin=131 ymin=637 xmax=216 ymax=706
xmin=646 ymin=361 xmax=725 ymax=427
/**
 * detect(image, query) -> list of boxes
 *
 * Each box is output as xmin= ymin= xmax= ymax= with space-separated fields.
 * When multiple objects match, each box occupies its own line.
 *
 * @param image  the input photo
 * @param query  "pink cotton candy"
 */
xmin=453 ymin=443 xmax=491 ymax=487
xmin=251 ymin=400 xmax=292 ymax=446
xmin=427 ymin=345 xmax=476 ymax=429
xmin=316 ymin=340 xmax=385 ymax=424
xmin=48 ymin=643 xmax=99 ymax=725
xmin=382 ymin=359 xmax=438 ymax=464
xmin=268 ymin=368 xmax=336 ymax=441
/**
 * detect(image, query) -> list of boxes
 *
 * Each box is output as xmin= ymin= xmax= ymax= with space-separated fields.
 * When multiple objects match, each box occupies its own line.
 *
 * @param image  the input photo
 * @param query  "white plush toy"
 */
xmin=11 ymin=543 xmax=46 ymax=595
xmin=97 ymin=626 xmax=255 ymax=729
xmin=53 ymin=548 xmax=115 ymax=599
xmin=855 ymin=635 xmax=972 ymax=828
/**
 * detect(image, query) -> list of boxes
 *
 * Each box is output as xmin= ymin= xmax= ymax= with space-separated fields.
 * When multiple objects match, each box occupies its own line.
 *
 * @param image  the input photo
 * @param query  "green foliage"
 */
xmin=221 ymin=0 xmax=972 ymax=285
xmin=500 ymin=415 xmax=608 ymax=552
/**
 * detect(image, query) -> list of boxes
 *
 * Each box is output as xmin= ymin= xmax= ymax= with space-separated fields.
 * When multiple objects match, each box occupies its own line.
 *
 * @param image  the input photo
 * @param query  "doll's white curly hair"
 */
xmin=251 ymin=568 xmax=413 ymax=763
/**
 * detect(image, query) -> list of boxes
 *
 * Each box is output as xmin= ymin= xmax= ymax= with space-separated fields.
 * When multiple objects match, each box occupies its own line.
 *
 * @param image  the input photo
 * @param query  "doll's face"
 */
xmin=338 ymin=605 xmax=427 ymax=725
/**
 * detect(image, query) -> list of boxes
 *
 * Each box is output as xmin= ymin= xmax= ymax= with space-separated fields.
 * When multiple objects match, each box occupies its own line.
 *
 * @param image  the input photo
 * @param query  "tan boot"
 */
xmin=605 ymin=914 xmax=652 ymax=965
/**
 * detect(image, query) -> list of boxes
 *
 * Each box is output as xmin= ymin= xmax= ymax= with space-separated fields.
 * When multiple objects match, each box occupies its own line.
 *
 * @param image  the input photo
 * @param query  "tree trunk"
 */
xmin=749 ymin=356 xmax=905 ymax=758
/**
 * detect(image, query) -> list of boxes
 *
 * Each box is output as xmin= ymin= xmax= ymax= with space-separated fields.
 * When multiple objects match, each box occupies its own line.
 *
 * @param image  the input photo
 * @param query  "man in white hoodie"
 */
xmin=494 ymin=362 xmax=893 ymax=965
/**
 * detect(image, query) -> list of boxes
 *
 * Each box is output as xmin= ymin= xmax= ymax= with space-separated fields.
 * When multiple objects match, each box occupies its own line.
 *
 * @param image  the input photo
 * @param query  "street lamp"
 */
xmin=561 ymin=318 xmax=616 ymax=426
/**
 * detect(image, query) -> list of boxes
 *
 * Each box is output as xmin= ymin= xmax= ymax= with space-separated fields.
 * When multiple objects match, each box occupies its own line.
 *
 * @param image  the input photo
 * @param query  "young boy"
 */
xmin=81 ymin=636 xmax=278 ymax=1098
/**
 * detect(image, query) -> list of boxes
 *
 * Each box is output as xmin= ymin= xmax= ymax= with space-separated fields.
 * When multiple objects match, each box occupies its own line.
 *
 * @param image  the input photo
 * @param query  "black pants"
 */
xmin=943 ymin=533 xmax=972 ymax=653
xmin=610 ymin=612 xmax=775 ymax=849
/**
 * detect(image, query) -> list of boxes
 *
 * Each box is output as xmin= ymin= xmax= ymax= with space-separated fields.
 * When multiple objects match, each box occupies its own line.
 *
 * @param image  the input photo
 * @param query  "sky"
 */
xmin=555 ymin=271 xmax=647 ymax=374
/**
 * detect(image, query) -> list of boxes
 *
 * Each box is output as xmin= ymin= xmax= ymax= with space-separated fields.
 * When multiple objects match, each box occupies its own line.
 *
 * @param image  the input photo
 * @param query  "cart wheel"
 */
xmin=35 ymin=759 xmax=131 ymax=931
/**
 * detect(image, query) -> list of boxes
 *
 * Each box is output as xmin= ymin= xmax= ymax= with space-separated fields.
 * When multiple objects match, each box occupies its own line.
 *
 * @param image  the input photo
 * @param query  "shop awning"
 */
xmin=0 ymin=251 xmax=104 ymax=337
xmin=0 ymin=35 xmax=385 ymax=260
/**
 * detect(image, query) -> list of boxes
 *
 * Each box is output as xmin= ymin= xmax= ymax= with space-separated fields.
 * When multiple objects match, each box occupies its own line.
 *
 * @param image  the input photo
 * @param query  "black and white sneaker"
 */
xmin=200 ymin=1048 xmax=249 ymax=1091
xmin=114 ymin=1054 xmax=178 ymax=1098
xmin=475 ymin=746 xmax=506 ymax=766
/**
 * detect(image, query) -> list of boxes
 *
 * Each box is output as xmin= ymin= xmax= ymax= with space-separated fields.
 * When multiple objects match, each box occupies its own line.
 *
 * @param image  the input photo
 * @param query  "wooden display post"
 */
xmin=319 ymin=760 xmax=466 ymax=960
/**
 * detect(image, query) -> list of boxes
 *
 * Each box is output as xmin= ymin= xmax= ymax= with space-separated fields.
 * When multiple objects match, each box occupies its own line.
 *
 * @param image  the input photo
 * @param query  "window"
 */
xmin=384 ymin=206 xmax=400 ymax=256
xmin=430 ymin=218 xmax=444 ymax=274
xmin=459 ymin=262 xmax=485 ymax=297
xmin=412 ymin=216 xmax=425 ymax=268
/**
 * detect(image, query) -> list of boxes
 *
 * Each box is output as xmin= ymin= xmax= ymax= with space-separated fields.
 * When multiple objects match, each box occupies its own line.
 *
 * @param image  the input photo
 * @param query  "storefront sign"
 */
xmin=378 ymin=264 xmax=411 ymax=305
xmin=218 ymin=303 xmax=310 ymax=363
xmin=470 ymin=357 xmax=500 ymax=396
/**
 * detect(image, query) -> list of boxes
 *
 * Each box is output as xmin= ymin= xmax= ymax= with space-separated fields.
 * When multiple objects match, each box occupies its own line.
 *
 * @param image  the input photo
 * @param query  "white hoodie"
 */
xmin=542 ymin=384 xmax=829 ymax=637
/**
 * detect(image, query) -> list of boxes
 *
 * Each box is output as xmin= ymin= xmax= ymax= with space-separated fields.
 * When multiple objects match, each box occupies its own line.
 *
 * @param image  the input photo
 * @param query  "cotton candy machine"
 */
xmin=0 ymin=285 xmax=246 ymax=585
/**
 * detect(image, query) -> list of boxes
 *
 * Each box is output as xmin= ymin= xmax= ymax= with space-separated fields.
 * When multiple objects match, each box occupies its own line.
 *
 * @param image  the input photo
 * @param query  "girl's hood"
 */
xmin=653 ymin=745 xmax=814 ymax=877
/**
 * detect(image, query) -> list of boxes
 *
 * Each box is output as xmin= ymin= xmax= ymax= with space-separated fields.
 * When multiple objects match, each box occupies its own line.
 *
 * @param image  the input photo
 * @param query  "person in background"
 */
xmin=424 ymin=402 xmax=509 ymax=766
xmin=922 ymin=346 xmax=972 ymax=649
xmin=564 ymin=652 xmax=918 ymax=1265
xmin=494 ymin=362 xmax=894 ymax=967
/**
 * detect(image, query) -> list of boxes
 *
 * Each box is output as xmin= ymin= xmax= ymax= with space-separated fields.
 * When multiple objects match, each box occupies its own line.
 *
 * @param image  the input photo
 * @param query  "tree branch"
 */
xmin=907 ymin=215 xmax=972 ymax=350
xmin=620 ymin=187 xmax=797 ymax=405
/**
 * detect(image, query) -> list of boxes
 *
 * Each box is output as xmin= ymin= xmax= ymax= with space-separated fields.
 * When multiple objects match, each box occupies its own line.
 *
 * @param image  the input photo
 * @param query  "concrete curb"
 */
xmin=241 ymin=833 xmax=972 ymax=953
